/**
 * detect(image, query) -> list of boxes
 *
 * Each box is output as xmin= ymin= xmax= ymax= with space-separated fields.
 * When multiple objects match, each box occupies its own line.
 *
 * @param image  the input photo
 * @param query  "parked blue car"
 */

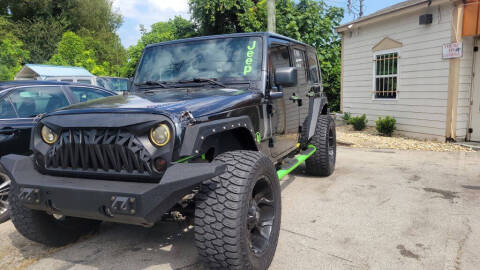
xmin=0 ymin=81 xmax=116 ymax=222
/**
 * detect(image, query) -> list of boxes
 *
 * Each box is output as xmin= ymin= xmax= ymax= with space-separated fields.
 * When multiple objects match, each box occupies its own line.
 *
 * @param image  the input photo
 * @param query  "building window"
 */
xmin=374 ymin=52 xmax=398 ymax=99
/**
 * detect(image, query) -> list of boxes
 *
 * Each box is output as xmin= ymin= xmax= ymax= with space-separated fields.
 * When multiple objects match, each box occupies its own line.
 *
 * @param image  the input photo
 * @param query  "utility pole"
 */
xmin=359 ymin=0 xmax=364 ymax=17
xmin=267 ymin=0 xmax=276 ymax=33
xmin=348 ymin=0 xmax=365 ymax=18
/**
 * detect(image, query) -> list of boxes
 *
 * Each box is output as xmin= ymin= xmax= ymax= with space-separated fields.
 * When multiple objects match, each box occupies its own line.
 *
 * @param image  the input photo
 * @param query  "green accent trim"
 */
xmin=177 ymin=153 xmax=206 ymax=163
xmin=176 ymin=155 xmax=194 ymax=163
xmin=277 ymin=145 xmax=317 ymax=180
xmin=256 ymin=132 xmax=261 ymax=143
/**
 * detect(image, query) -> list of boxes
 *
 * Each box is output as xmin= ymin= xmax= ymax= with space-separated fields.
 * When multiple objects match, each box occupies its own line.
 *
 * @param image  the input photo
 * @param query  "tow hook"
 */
xmin=19 ymin=188 xmax=41 ymax=204
xmin=110 ymin=196 xmax=137 ymax=215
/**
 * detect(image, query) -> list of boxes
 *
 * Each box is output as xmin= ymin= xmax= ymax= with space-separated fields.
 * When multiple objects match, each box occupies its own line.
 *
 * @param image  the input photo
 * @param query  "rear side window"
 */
xmin=9 ymin=86 xmax=69 ymax=117
xmin=0 ymin=98 xmax=17 ymax=119
xmin=70 ymin=87 xmax=112 ymax=103
xmin=77 ymin=80 xmax=92 ymax=85
xmin=307 ymin=50 xmax=321 ymax=84
xmin=293 ymin=49 xmax=308 ymax=84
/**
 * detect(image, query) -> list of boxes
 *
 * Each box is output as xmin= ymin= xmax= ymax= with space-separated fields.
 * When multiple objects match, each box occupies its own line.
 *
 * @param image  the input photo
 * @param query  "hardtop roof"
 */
xmin=145 ymin=32 xmax=313 ymax=50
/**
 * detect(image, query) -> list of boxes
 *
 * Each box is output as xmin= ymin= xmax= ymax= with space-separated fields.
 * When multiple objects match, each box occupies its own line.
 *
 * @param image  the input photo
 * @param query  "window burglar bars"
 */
xmin=374 ymin=52 xmax=398 ymax=99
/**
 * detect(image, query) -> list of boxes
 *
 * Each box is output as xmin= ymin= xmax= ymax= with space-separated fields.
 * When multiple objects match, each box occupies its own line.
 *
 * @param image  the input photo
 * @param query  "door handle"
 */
xmin=289 ymin=94 xmax=303 ymax=107
xmin=269 ymin=92 xmax=283 ymax=100
xmin=289 ymin=95 xmax=300 ymax=102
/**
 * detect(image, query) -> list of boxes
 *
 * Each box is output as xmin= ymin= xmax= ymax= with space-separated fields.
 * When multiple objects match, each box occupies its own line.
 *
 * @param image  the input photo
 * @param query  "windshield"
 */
xmin=134 ymin=37 xmax=263 ymax=84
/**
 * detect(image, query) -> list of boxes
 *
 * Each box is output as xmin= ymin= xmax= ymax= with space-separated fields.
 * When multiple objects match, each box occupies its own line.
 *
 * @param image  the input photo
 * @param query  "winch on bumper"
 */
xmin=0 ymin=154 xmax=225 ymax=227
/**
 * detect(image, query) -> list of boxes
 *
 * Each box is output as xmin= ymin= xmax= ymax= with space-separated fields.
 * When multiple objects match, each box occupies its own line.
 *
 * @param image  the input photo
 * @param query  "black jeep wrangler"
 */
xmin=0 ymin=32 xmax=336 ymax=270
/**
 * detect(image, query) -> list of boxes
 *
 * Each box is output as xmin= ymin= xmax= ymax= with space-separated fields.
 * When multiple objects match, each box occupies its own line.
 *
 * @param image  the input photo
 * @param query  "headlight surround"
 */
xmin=41 ymin=125 xmax=58 ymax=144
xmin=150 ymin=123 xmax=171 ymax=147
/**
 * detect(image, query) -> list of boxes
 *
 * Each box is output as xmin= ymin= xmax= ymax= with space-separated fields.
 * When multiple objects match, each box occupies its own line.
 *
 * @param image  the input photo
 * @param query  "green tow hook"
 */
xmin=277 ymin=145 xmax=317 ymax=180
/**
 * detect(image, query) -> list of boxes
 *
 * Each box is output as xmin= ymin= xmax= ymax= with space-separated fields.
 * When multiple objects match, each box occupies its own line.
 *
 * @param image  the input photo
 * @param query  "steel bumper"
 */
xmin=0 ymin=154 xmax=225 ymax=226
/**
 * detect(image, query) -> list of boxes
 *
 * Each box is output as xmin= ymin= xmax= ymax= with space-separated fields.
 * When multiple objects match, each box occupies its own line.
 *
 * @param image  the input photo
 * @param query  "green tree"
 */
xmin=49 ymin=31 xmax=107 ymax=76
xmin=66 ymin=0 xmax=122 ymax=33
xmin=14 ymin=16 xmax=68 ymax=63
xmin=79 ymin=29 xmax=126 ymax=76
xmin=0 ymin=17 xmax=30 ymax=80
xmin=123 ymin=16 xmax=197 ymax=77
xmin=2 ymin=0 xmax=126 ymax=73
xmin=189 ymin=0 xmax=254 ymax=34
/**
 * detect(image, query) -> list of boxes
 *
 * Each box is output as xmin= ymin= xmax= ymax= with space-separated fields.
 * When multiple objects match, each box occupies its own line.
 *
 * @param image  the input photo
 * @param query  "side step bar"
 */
xmin=277 ymin=145 xmax=317 ymax=180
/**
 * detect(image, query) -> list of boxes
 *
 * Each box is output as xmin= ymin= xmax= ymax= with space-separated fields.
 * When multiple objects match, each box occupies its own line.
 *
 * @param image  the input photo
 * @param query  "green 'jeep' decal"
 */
xmin=244 ymin=41 xmax=257 ymax=75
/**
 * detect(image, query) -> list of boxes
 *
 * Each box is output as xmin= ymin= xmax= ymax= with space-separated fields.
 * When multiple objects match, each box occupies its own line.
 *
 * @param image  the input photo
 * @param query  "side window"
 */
xmin=293 ymin=49 xmax=308 ymax=84
xmin=70 ymin=87 xmax=112 ymax=103
xmin=9 ymin=87 xmax=69 ymax=117
xmin=77 ymin=79 xmax=92 ymax=85
xmin=61 ymin=79 xmax=73 ymax=82
xmin=0 ymin=98 xmax=17 ymax=119
xmin=268 ymin=44 xmax=290 ymax=88
xmin=307 ymin=50 xmax=321 ymax=84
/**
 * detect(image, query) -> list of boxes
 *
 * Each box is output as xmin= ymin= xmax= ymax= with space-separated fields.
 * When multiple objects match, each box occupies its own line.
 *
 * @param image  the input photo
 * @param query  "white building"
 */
xmin=337 ymin=0 xmax=480 ymax=142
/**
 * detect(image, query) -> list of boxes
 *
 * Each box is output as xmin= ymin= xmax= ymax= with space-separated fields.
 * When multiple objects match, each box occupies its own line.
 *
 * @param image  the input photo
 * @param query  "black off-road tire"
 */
xmin=195 ymin=151 xmax=281 ymax=270
xmin=305 ymin=115 xmax=336 ymax=176
xmin=9 ymin=181 xmax=101 ymax=247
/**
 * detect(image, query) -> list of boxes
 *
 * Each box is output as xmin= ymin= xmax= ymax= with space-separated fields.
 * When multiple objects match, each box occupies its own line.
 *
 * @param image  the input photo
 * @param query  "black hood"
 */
xmin=57 ymin=88 xmax=262 ymax=118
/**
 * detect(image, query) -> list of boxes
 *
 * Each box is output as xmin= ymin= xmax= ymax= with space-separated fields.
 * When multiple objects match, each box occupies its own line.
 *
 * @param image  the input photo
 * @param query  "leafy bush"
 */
xmin=342 ymin=112 xmax=351 ymax=122
xmin=376 ymin=116 xmax=396 ymax=136
xmin=349 ymin=114 xmax=368 ymax=131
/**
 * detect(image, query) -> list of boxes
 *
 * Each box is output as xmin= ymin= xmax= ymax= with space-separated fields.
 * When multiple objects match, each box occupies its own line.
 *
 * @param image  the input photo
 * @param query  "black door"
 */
xmin=0 ymin=86 xmax=71 ymax=157
xmin=267 ymin=41 xmax=302 ymax=158
xmin=291 ymin=46 xmax=311 ymax=131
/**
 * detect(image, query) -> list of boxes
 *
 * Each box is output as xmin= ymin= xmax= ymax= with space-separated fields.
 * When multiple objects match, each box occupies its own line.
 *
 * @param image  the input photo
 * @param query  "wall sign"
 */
xmin=442 ymin=42 xmax=463 ymax=59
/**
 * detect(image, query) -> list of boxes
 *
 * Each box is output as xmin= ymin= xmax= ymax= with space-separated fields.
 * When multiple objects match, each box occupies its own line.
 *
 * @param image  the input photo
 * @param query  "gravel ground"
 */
xmin=336 ymin=125 xmax=475 ymax=152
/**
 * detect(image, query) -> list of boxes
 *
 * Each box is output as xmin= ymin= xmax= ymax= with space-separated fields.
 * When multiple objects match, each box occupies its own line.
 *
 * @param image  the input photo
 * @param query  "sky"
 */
xmin=113 ymin=0 xmax=405 ymax=48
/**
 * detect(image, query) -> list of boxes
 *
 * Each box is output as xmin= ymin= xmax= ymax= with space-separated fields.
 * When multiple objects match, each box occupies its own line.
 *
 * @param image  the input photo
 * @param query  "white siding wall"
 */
xmin=458 ymin=36 xmax=474 ymax=140
xmin=342 ymin=4 xmax=454 ymax=139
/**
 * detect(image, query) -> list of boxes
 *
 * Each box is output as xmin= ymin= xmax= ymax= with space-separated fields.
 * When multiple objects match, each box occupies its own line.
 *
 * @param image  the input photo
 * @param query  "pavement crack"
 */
xmin=455 ymin=218 xmax=472 ymax=270
xmin=396 ymin=245 xmax=420 ymax=260
xmin=328 ymin=252 xmax=354 ymax=263
xmin=461 ymin=185 xmax=480 ymax=191
xmin=377 ymin=198 xmax=390 ymax=206
xmin=423 ymin=188 xmax=459 ymax=202
xmin=281 ymin=228 xmax=318 ymax=241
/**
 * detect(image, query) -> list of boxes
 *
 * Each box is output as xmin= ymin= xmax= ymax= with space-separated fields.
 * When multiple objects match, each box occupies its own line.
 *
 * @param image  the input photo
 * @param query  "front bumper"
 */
xmin=0 ymin=154 xmax=225 ymax=226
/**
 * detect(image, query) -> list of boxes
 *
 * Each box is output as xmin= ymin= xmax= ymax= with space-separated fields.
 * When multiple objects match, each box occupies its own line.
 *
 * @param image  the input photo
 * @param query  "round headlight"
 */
xmin=41 ymin=126 xmax=58 ymax=144
xmin=150 ymin=124 xmax=171 ymax=147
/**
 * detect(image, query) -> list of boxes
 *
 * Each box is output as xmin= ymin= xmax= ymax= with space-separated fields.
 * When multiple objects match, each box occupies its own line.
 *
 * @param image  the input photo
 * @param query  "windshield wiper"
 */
xmin=135 ymin=80 xmax=169 ymax=88
xmin=176 ymin=78 xmax=226 ymax=88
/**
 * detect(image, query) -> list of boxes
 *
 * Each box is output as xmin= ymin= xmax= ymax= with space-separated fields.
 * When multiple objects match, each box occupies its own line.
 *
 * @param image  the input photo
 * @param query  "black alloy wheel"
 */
xmin=247 ymin=177 xmax=276 ymax=255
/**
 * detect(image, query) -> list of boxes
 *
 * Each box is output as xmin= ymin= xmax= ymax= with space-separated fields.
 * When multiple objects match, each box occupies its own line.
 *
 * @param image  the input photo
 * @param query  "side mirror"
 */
xmin=274 ymin=67 xmax=298 ymax=87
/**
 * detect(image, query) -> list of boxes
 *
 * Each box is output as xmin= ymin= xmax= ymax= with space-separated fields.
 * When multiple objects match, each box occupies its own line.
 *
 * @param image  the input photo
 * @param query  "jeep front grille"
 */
xmin=45 ymin=129 xmax=152 ymax=175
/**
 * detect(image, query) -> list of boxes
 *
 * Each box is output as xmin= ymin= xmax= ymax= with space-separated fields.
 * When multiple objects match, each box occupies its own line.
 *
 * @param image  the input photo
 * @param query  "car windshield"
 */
xmin=97 ymin=77 xmax=129 ymax=91
xmin=134 ymin=37 xmax=263 ymax=85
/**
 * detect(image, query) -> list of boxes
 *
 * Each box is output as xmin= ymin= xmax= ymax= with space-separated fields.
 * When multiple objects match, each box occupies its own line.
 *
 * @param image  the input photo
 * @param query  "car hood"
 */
xmin=59 ymin=88 xmax=262 ymax=118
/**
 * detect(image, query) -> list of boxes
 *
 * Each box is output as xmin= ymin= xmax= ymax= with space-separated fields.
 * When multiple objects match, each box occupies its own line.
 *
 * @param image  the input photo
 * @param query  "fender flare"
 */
xmin=179 ymin=116 xmax=257 ymax=157
xmin=304 ymin=95 xmax=329 ymax=140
